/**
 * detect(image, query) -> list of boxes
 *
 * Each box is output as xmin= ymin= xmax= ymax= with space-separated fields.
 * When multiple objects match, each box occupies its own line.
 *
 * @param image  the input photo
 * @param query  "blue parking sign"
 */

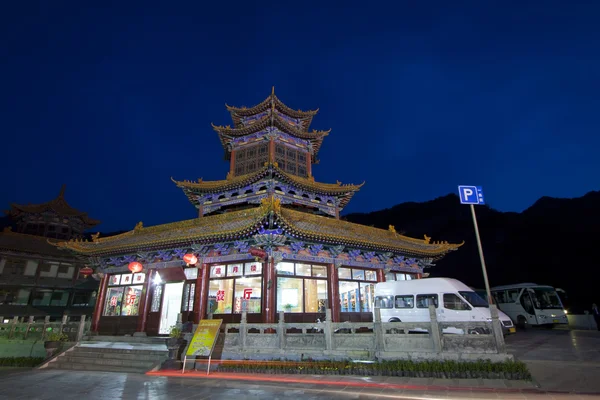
xmin=458 ymin=186 xmax=485 ymax=205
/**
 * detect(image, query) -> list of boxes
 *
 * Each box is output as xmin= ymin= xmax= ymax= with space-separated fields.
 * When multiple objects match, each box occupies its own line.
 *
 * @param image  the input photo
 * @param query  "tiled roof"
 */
xmin=50 ymin=198 xmax=461 ymax=260
xmin=50 ymin=206 xmax=269 ymax=256
xmin=0 ymin=231 xmax=73 ymax=258
xmin=6 ymin=185 xmax=100 ymax=228
xmin=277 ymin=208 xmax=462 ymax=259
xmin=225 ymin=87 xmax=318 ymax=130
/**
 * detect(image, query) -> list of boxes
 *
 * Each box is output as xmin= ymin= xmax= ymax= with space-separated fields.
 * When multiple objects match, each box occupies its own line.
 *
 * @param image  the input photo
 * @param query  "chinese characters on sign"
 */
xmin=216 ymin=290 xmax=225 ymax=301
xmin=243 ymin=288 xmax=253 ymax=299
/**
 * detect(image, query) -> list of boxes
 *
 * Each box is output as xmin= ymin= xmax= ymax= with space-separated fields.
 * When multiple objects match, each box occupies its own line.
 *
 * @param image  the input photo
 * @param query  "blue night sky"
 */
xmin=1 ymin=1 xmax=599 ymax=232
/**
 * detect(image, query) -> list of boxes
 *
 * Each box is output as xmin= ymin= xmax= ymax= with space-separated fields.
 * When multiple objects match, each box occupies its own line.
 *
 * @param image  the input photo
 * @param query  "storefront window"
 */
xmin=233 ymin=277 xmax=262 ymax=313
xmin=338 ymin=267 xmax=377 ymax=313
xmin=207 ymin=262 xmax=263 ymax=315
xmin=104 ymin=287 xmax=125 ymax=316
xmin=121 ymin=285 xmax=143 ymax=316
xmin=103 ymin=273 xmax=146 ymax=316
xmin=385 ymin=272 xmax=416 ymax=281
xmin=276 ymin=262 xmax=328 ymax=313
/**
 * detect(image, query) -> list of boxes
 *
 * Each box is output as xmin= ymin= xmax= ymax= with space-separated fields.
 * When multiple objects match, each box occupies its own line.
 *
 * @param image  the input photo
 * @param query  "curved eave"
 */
xmin=276 ymin=209 xmax=463 ymax=259
xmin=226 ymin=94 xmax=318 ymax=130
xmin=212 ymin=114 xmax=329 ymax=141
xmin=172 ymin=164 xmax=363 ymax=202
xmin=9 ymin=203 xmax=100 ymax=229
xmin=49 ymin=208 xmax=270 ymax=256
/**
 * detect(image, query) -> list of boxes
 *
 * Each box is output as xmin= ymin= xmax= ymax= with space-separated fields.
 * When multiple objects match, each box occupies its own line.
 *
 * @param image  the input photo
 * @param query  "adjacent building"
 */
xmin=53 ymin=89 xmax=462 ymax=335
xmin=0 ymin=185 xmax=101 ymax=320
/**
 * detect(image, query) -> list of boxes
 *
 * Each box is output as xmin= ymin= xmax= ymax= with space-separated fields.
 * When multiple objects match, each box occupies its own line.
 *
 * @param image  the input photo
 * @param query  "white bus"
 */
xmin=491 ymin=283 xmax=568 ymax=328
xmin=374 ymin=278 xmax=515 ymax=335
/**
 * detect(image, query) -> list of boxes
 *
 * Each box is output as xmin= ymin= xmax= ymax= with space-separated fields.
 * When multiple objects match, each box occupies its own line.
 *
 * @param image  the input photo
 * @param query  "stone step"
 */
xmin=58 ymin=355 xmax=158 ymax=369
xmin=74 ymin=346 xmax=168 ymax=356
xmin=69 ymin=350 xmax=167 ymax=361
xmin=45 ymin=361 xmax=149 ymax=374
xmin=82 ymin=335 xmax=167 ymax=345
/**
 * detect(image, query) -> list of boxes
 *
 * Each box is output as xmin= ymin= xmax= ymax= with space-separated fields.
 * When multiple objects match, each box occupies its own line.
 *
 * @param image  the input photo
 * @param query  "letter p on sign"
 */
xmin=458 ymin=185 xmax=484 ymax=205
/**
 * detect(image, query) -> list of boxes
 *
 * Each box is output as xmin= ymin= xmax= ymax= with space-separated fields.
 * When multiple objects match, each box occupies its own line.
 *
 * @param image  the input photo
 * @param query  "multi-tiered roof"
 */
xmin=53 ymin=90 xmax=461 ymax=271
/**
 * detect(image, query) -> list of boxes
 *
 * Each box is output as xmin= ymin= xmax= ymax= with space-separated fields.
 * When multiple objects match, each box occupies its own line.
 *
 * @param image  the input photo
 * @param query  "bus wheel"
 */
xmin=517 ymin=315 xmax=527 ymax=330
xmin=388 ymin=319 xmax=403 ymax=334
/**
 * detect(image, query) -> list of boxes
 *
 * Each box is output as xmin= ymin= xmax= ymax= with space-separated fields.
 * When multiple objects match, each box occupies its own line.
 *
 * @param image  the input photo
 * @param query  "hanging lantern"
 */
xmin=128 ymin=261 xmax=143 ymax=273
xmin=183 ymin=253 xmax=198 ymax=266
xmin=79 ymin=266 xmax=93 ymax=278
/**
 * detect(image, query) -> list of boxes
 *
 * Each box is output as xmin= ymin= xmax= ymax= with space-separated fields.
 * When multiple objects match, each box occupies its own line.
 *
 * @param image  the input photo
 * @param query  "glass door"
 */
xmin=158 ymin=282 xmax=184 ymax=335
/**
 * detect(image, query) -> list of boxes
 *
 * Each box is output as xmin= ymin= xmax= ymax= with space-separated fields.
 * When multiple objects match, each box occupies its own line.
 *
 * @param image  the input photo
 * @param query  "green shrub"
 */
xmin=45 ymin=332 xmax=69 ymax=342
xmin=215 ymin=358 xmax=532 ymax=380
xmin=0 ymin=357 xmax=45 ymax=367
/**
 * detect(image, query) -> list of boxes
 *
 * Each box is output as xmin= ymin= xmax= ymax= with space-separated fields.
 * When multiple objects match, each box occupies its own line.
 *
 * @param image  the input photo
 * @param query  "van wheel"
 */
xmin=388 ymin=318 xmax=403 ymax=334
xmin=517 ymin=315 xmax=527 ymax=330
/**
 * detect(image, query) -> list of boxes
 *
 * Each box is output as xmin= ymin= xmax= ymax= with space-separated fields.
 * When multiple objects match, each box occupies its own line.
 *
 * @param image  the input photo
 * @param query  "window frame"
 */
xmin=207 ymin=261 xmax=264 ymax=315
xmin=275 ymin=261 xmax=328 ymax=313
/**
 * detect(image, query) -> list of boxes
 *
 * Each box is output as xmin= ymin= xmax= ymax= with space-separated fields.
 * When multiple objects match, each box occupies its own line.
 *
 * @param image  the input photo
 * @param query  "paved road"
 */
xmin=506 ymin=327 xmax=600 ymax=393
xmin=0 ymin=369 xmax=589 ymax=400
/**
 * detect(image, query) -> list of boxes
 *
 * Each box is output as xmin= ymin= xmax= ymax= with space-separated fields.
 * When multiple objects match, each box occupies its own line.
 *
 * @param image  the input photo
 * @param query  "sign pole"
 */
xmin=469 ymin=203 xmax=492 ymax=305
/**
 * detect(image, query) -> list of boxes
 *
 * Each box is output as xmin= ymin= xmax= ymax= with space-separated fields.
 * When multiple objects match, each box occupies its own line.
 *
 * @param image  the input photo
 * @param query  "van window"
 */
xmin=395 ymin=295 xmax=414 ymax=309
xmin=443 ymin=293 xmax=471 ymax=310
xmin=416 ymin=294 xmax=438 ymax=308
xmin=375 ymin=295 xmax=393 ymax=309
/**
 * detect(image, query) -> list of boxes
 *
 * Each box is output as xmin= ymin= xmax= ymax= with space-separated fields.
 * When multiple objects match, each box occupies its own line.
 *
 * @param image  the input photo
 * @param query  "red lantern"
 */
xmin=79 ymin=266 xmax=93 ymax=278
xmin=128 ymin=261 xmax=143 ymax=273
xmin=183 ymin=253 xmax=198 ymax=266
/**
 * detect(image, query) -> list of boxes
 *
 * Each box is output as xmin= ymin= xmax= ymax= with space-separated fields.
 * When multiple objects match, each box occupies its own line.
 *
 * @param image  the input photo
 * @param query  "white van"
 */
xmin=374 ymin=278 xmax=515 ymax=335
xmin=491 ymin=283 xmax=568 ymax=328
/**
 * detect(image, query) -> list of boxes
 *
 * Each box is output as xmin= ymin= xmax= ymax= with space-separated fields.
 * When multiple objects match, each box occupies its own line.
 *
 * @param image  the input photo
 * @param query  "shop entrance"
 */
xmin=158 ymin=282 xmax=184 ymax=335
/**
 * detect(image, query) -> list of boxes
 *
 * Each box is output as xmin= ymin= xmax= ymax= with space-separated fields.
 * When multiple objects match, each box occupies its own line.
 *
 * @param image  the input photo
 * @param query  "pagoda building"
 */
xmin=53 ymin=89 xmax=462 ymax=336
xmin=0 ymin=185 xmax=100 ymax=320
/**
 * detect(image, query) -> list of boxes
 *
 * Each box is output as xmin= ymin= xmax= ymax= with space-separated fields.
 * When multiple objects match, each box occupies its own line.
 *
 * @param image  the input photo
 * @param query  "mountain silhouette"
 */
xmin=344 ymin=191 xmax=600 ymax=313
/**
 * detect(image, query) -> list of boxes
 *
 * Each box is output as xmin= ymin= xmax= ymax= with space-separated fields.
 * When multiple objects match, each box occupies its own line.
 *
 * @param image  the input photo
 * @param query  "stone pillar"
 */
xmin=92 ymin=274 xmax=109 ymax=332
xmin=137 ymin=269 xmax=154 ymax=333
xmin=324 ymin=308 xmax=333 ymax=351
xmin=193 ymin=266 xmax=203 ymax=323
xmin=278 ymin=311 xmax=285 ymax=349
xmin=327 ymin=263 xmax=340 ymax=322
xmin=429 ymin=305 xmax=442 ymax=352
xmin=77 ymin=315 xmax=87 ymax=341
xmin=373 ymin=307 xmax=383 ymax=352
xmin=240 ymin=311 xmax=247 ymax=350
xmin=264 ymin=258 xmax=276 ymax=323
xmin=197 ymin=264 xmax=210 ymax=322
xmin=490 ymin=304 xmax=506 ymax=353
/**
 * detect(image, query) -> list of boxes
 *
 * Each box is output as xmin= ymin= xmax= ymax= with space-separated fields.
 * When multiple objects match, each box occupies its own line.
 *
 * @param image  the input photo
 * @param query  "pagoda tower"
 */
xmin=53 ymin=89 xmax=462 ymax=335
xmin=172 ymin=87 xmax=361 ymax=219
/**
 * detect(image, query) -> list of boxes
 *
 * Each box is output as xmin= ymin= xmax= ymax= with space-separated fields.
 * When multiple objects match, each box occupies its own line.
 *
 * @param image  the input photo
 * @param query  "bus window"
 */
xmin=395 ymin=295 xmax=414 ymax=309
xmin=416 ymin=294 xmax=438 ymax=308
xmin=507 ymin=289 xmax=520 ymax=302
xmin=443 ymin=293 xmax=471 ymax=310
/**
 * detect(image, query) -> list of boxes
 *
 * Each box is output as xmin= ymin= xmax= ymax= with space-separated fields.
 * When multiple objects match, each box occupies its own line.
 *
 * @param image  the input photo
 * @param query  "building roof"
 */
xmin=49 ymin=197 xmax=462 ymax=260
xmin=212 ymin=112 xmax=329 ymax=158
xmin=5 ymin=185 xmax=100 ymax=229
xmin=0 ymin=229 xmax=73 ymax=258
xmin=226 ymin=87 xmax=318 ymax=131
xmin=171 ymin=162 xmax=364 ymax=209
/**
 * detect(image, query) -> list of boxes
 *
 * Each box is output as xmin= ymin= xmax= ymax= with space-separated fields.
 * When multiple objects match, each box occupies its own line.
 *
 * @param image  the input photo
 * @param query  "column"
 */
xmin=269 ymin=139 xmax=276 ymax=163
xmin=91 ymin=274 xmax=109 ymax=332
xmin=197 ymin=264 xmax=210 ymax=322
xmin=377 ymin=269 xmax=386 ymax=282
xmin=328 ymin=263 xmax=340 ymax=322
xmin=193 ymin=266 xmax=203 ymax=323
xmin=306 ymin=153 xmax=312 ymax=177
xmin=229 ymin=150 xmax=236 ymax=176
xmin=264 ymin=258 xmax=276 ymax=323
xmin=136 ymin=269 xmax=154 ymax=332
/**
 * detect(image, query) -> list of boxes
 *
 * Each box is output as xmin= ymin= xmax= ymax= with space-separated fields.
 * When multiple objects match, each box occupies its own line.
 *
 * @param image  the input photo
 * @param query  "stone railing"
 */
xmin=186 ymin=305 xmax=510 ymax=363
xmin=0 ymin=315 xmax=91 ymax=342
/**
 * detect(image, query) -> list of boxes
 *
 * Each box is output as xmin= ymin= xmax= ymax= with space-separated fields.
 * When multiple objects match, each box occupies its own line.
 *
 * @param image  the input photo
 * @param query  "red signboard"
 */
xmin=249 ymin=248 xmax=266 ymax=259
